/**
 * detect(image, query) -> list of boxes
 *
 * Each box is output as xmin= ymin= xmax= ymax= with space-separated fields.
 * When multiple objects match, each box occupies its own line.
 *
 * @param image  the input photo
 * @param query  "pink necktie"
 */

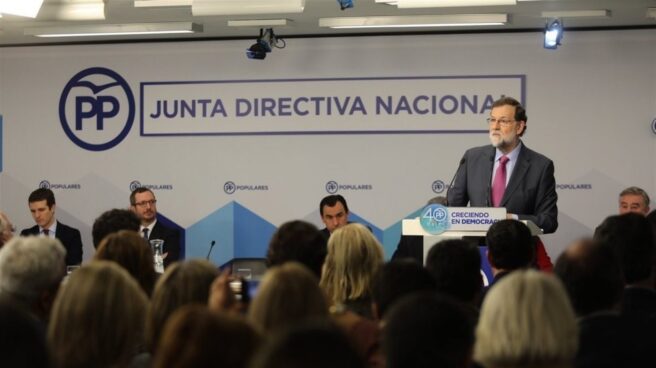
xmin=491 ymin=155 xmax=509 ymax=207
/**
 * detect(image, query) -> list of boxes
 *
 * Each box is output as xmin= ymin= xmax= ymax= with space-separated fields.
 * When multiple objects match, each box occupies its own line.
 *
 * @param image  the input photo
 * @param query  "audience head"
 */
xmin=425 ymin=239 xmax=482 ymax=305
xmin=0 ymin=301 xmax=50 ymax=368
xmin=0 ymin=236 xmax=66 ymax=321
xmin=384 ymin=292 xmax=474 ymax=368
xmin=266 ymin=220 xmax=327 ymax=278
xmin=554 ymin=238 xmax=623 ymax=317
xmin=152 ymin=305 xmax=260 ymax=368
xmin=48 ymin=261 xmax=148 ymax=368
xmin=95 ymin=229 xmax=157 ymax=296
xmin=249 ymin=262 xmax=328 ymax=336
xmin=619 ymin=186 xmax=650 ymax=215
xmin=0 ymin=211 xmax=15 ymax=247
xmin=594 ymin=213 xmax=655 ymax=286
xmin=486 ymin=219 xmax=535 ymax=273
xmin=320 ymin=223 xmax=384 ymax=307
xmin=475 ymin=270 xmax=578 ymax=368
xmin=250 ymin=320 xmax=365 ymax=368
xmin=320 ymin=194 xmax=350 ymax=233
xmin=92 ymin=208 xmax=140 ymax=248
xmin=147 ymin=259 xmax=220 ymax=353
xmin=371 ymin=260 xmax=436 ymax=320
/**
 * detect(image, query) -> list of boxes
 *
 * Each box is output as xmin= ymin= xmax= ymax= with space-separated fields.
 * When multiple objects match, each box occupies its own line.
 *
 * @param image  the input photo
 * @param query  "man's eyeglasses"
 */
xmin=486 ymin=118 xmax=516 ymax=127
xmin=134 ymin=199 xmax=157 ymax=207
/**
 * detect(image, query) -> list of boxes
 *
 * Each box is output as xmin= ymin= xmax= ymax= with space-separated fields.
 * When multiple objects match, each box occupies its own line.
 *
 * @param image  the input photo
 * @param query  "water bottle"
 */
xmin=149 ymin=239 xmax=165 ymax=274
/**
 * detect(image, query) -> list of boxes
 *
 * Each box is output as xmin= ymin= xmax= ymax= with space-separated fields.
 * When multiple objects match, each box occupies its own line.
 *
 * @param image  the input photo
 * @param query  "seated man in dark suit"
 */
xmin=318 ymin=195 xmax=350 ymax=240
xmin=20 ymin=188 xmax=82 ymax=266
xmin=130 ymin=187 xmax=180 ymax=268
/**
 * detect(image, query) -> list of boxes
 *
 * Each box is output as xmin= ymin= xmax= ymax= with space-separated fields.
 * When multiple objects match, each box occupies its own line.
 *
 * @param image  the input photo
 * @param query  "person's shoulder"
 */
xmin=154 ymin=221 xmax=179 ymax=235
xmin=20 ymin=225 xmax=39 ymax=236
xmin=56 ymin=221 xmax=80 ymax=233
xmin=520 ymin=144 xmax=553 ymax=165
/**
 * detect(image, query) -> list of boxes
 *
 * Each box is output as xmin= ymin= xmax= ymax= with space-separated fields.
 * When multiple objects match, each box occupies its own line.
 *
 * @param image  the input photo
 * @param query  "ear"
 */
xmin=516 ymin=121 xmax=526 ymax=135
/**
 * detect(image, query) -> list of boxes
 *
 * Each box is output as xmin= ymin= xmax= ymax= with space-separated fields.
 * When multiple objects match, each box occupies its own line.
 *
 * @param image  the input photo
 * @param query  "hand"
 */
xmin=208 ymin=269 xmax=244 ymax=315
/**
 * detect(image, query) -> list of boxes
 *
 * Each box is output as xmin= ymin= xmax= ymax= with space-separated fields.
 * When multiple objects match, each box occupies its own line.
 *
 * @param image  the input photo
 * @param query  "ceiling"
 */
xmin=0 ymin=0 xmax=655 ymax=46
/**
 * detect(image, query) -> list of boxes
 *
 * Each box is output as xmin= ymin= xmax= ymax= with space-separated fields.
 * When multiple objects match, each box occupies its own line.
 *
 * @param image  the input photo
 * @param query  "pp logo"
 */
xmin=59 ymin=67 xmax=135 ymax=151
xmin=129 ymin=181 xmax=142 ymax=192
xmin=652 ymin=118 xmax=656 ymax=135
xmin=432 ymin=180 xmax=446 ymax=194
xmin=420 ymin=204 xmax=449 ymax=235
xmin=325 ymin=181 xmax=338 ymax=194
xmin=39 ymin=180 xmax=51 ymax=189
xmin=224 ymin=181 xmax=236 ymax=195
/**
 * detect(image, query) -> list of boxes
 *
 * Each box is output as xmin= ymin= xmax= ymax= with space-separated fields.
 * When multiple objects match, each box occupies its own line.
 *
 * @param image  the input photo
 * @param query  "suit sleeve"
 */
xmin=447 ymin=152 xmax=469 ymax=207
xmin=163 ymin=228 xmax=181 ymax=267
xmin=517 ymin=159 xmax=558 ymax=234
xmin=68 ymin=228 xmax=84 ymax=265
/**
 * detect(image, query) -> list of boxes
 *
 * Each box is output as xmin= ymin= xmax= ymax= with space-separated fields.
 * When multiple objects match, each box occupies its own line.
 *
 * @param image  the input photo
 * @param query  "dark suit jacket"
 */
xmin=447 ymin=143 xmax=558 ymax=234
xmin=149 ymin=221 xmax=181 ymax=268
xmin=20 ymin=221 xmax=83 ymax=266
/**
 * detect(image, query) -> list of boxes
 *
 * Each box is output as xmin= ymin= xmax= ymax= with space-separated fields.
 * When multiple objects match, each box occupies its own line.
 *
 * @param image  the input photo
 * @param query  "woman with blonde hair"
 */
xmin=320 ymin=223 xmax=384 ymax=318
xmin=95 ymin=229 xmax=157 ymax=296
xmin=248 ymin=262 xmax=329 ymax=335
xmin=475 ymin=269 xmax=579 ymax=368
xmin=48 ymin=261 xmax=149 ymax=368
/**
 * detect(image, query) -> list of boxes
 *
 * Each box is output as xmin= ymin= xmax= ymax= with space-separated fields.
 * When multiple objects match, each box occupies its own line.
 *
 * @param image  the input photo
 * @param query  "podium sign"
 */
xmin=402 ymin=207 xmax=542 ymax=268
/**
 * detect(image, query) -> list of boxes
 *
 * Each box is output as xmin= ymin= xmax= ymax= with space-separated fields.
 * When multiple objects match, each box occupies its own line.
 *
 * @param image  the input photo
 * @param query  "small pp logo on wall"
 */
xmin=223 ymin=181 xmax=269 ymax=195
xmin=324 ymin=180 xmax=373 ymax=194
xmin=432 ymin=180 xmax=446 ymax=194
xmin=39 ymin=180 xmax=81 ymax=190
xmin=59 ymin=67 xmax=135 ymax=151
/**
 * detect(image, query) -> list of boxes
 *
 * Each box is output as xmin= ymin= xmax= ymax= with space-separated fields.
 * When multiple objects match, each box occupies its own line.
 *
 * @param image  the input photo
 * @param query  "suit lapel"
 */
xmin=484 ymin=147 xmax=496 ymax=203
xmin=501 ymin=145 xmax=530 ymax=207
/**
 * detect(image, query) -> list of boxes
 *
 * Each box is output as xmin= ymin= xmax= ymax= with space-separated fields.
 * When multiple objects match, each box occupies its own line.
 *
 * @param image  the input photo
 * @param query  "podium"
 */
xmin=401 ymin=207 xmax=543 ymax=265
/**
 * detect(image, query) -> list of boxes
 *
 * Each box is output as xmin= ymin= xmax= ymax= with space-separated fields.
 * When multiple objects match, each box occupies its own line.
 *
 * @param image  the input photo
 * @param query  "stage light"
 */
xmin=246 ymin=28 xmax=286 ymax=60
xmin=544 ymin=19 xmax=563 ymax=49
xmin=337 ymin=0 xmax=354 ymax=10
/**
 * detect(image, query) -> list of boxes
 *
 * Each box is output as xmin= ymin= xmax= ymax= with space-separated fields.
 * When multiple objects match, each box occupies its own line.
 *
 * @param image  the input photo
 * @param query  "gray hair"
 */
xmin=0 ymin=236 xmax=66 ymax=305
xmin=619 ymin=186 xmax=650 ymax=207
xmin=475 ymin=270 xmax=578 ymax=368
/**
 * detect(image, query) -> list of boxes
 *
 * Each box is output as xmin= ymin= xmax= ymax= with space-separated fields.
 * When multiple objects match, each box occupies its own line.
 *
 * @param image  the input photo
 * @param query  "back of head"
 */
xmin=0 ymin=211 xmax=14 ymax=247
xmin=147 ymin=259 xmax=220 ymax=352
xmin=153 ymin=305 xmax=260 ymax=368
xmin=92 ymin=208 xmax=140 ymax=248
xmin=250 ymin=320 xmax=365 ymax=368
xmin=475 ymin=270 xmax=578 ymax=368
xmin=0 ymin=236 xmax=66 ymax=318
xmin=0 ymin=301 xmax=50 ymax=368
xmin=267 ymin=220 xmax=327 ymax=278
xmin=384 ymin=292 xmax=474 ymax=368
xmin=425 ymin=239 xmax=482 ymax=304
xmin=594 ymin=213 xmax=655 ymax=285
xmin=48 ymin=261 xmax=148 ymax=368
xmin=320 ymin=223 xmax=384 ymax=305
xmin=554 ymin=238 xmax=624 ymax=316
xmin=486 ymin=220 xmax=535 ymax=270
xmin=249 ymin=262 xmax=329 ymax=335
xmin=371 ymin=260 xmax=436 ymax=319
xmin=95 ymin=230 xmax=157 ymax=296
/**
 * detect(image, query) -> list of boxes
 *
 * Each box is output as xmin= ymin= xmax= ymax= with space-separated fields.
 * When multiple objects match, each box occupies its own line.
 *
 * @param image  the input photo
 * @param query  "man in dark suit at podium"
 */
xmin=130 ymin=187 xmax=180 ymax=268
xmin=20 ymin=188 xmax=83 ymax=266
xmin=447 ymin=96 xmax=558 ymax=234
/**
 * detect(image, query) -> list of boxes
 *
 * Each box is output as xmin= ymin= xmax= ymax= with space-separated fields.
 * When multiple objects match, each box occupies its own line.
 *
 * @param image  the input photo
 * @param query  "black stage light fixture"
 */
xmin=544 ymin=19 xmax=563 ymax=50
xmin=246 ymin=28 xmax=286 ymax=60
xmin=337 ymin=0 xmax=354 ymax=10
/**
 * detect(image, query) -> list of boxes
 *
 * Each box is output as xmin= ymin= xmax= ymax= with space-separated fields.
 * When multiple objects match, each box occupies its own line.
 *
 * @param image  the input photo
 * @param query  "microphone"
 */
xmin=445 ymin=157 xmax=466 ymax=206
xmin=486 ymin=155 xmax=494 ymax=207
xmin=206 ymin=240 xmax=216 ymax=260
